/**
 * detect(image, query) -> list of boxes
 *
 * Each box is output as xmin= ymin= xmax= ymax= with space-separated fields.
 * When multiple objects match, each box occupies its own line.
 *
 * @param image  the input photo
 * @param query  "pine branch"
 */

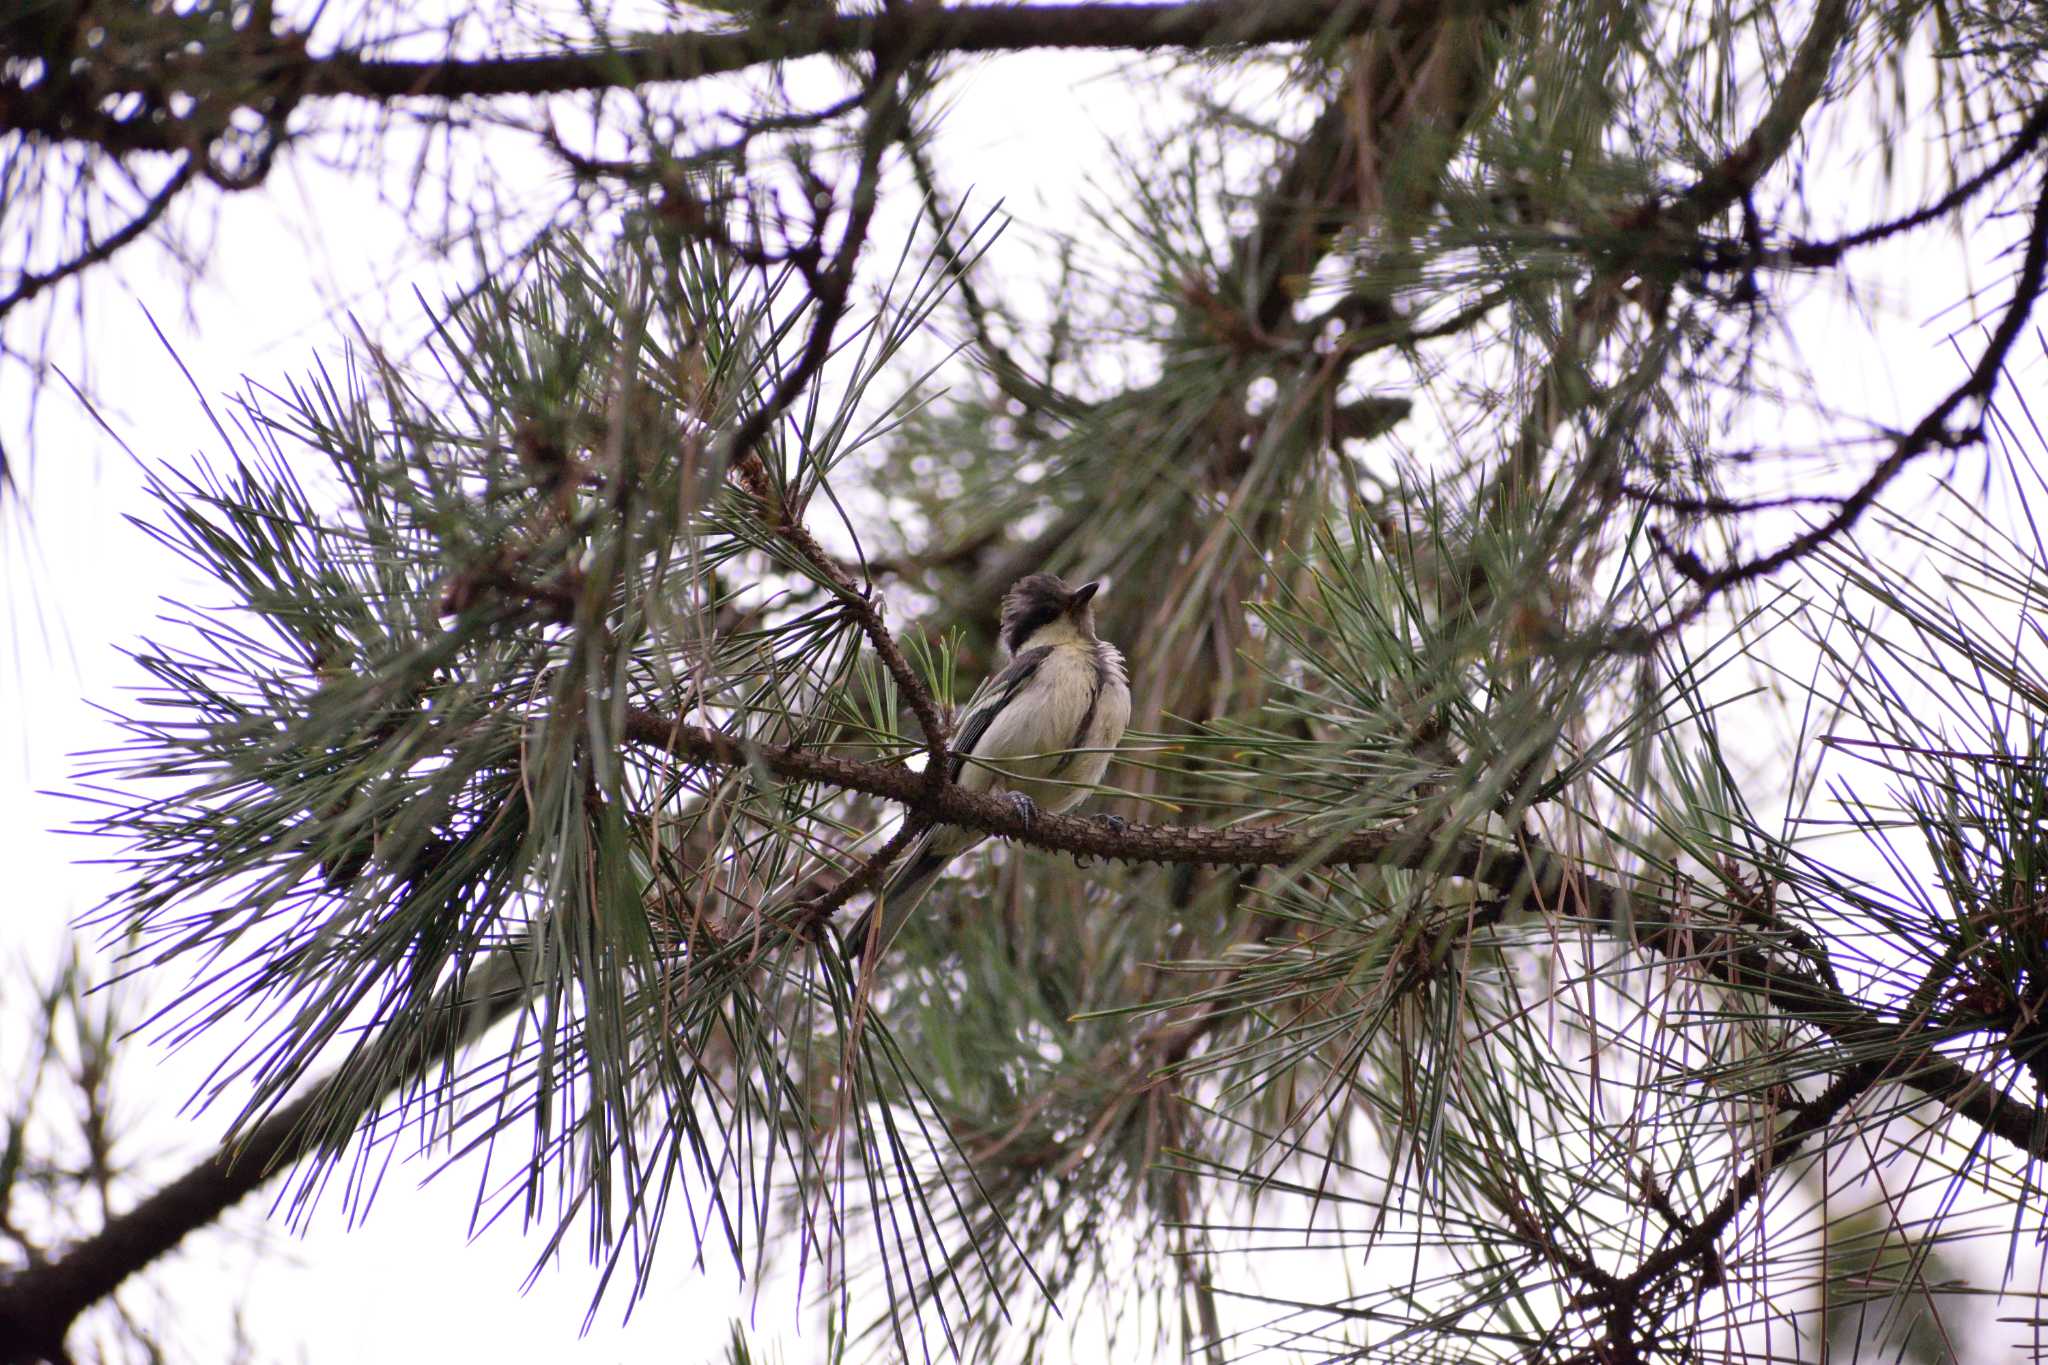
xmin=622 ymin=705 xmax=1544 ymax=877
xmin=3 ymin=1 xmax=1512 ymax=153
xmin=0 ymin=157 xmax=198 ymax=319
xmin=0 ymin=951 xmax=531 ymax=1365
xmin=1625 ymin=168 xmax=2048 ymax=645
xmin=309 ymin=1 xmax=1499 ymax=100
xmin=619 ymin=705 xmax=2048 ymax=1165
xmin=1557 ymin=1059 xmax=1886 ymax=1364
xmin=1489 ymin=0 xmax=1856 ymax=523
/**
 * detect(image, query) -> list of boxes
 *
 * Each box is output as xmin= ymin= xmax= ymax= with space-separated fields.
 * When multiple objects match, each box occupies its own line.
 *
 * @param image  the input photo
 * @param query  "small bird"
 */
xmin=844 ymin=573 xmax=1131 ymax=961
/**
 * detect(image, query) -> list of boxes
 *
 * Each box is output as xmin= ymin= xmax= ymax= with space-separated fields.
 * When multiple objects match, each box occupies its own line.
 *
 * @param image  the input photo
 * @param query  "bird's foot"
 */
xmin=1003 ymin=791 xmax=1039 ymax=830
xmin=1071 ymin=812 xmax=1126 ymax=868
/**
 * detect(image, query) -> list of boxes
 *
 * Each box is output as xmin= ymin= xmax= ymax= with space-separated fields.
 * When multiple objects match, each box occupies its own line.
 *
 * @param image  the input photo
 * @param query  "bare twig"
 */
xmin=898 ymin=129 xmax=1088 ymax=422
xmin=794 ymin=818 xmax=925 ymax=933
xmin=1489 ymin=0 xmax=1854 ymax=520
xmin=1718 ymin=97 xmax=2048 ymax=273
xmin=1558 ymin=1060 xmax=1885 ymax=1363
xmin=0 ymin=157 xmax=198 ymax=320
xmin=1626 ymin=171 xmax=2048 ymax=647
xmin=1619 ymin=484 xmax=1848 ymax=516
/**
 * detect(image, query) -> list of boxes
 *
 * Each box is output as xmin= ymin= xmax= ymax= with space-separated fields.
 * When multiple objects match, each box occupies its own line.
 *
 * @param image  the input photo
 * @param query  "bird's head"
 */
xmin=999 ymin=573 xmax=1102 ymax=653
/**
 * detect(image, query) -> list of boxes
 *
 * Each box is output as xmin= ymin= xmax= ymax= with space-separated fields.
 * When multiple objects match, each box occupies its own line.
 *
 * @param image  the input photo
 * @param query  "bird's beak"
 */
xmin=1068 ymin=581 xmax=1100 ymax=611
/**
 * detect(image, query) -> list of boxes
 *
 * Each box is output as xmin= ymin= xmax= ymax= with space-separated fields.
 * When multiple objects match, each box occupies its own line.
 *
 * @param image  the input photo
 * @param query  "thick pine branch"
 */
xmin=7 ymin=678 xmax=2039 ymax=1360
xmin=4 ymin=0 xmax=1510 ymax=146
xmin=306 ymin=1 xmax=1498 ymax=99
xmin=620 ymin=705 xmax=2048 ymax=1164
xmin=0 ymin=952 xmax=531 ymax=1365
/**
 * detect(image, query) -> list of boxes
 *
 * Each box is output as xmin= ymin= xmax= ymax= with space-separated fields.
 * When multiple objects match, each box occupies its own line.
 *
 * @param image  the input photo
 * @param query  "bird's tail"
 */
xmin=841 ymin=834 xmax=959 ymax=962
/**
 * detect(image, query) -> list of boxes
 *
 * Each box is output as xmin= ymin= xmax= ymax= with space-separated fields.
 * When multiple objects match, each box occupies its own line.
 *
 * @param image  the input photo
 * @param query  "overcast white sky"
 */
xmin=3 ymin=16 xmax=2042 ymax=1364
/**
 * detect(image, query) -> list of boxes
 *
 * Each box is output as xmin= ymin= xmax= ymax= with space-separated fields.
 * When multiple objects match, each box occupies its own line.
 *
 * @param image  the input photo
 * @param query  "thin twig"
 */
xmin=1565 ymin=1059 xmax=1885 ymax=1361
xmin=0 ymin=156 xmax=198 ymax=319
xmin=899 ymin=128 xmax=1088 ymax=422
xmin=1736 ymin=97 xmax=2048 ymax=271
xmin=707 ymin=62 xmax=953 ymax=781
xmin=794 ymin=816 xmax=924 ymax=929
xmin=1625 ymin=171 xmax=2048 ymax=647
xmin=1489 ymin=0 xmax=1853 ymax=522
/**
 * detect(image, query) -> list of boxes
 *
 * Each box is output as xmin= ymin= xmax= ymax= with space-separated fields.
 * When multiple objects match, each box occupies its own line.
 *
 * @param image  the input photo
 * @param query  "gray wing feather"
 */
xmin=946 ymin=645 xmax=1051 ymax=781
xmin=842 ymin=646 xmax=1050 ymax=961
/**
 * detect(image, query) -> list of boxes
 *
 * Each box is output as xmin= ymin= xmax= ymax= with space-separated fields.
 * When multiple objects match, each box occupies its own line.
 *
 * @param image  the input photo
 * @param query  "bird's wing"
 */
xmin=842 ymin=648 xmax=1054 ymax=963
xmin=945 ymin=645 xmax=1051 ymax=782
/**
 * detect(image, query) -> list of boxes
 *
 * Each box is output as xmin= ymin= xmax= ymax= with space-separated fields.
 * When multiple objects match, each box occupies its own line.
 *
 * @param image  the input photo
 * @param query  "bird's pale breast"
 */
xmin=959 ymin=641 xmax=1127 ymax=812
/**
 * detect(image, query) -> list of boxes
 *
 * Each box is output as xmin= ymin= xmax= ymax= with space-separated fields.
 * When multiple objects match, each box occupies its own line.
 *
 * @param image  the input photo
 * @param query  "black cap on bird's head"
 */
xmin=1000 ymin=573 xmax=1101 ymax=653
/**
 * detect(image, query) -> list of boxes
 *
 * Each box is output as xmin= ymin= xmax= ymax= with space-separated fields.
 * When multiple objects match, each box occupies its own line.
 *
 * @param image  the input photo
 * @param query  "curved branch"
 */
xmin=1776 ymin=98 xmax=2048 ymax=268
xmin=899 ymin=129 xmax=1088 ymax=423
xmin=710 ymin=63 xmax=952 ymax=779
xmin=1491 ymin=0 xmax=1855 ymax=517
xmin=0 ymin=157 xmax=198 ymax=320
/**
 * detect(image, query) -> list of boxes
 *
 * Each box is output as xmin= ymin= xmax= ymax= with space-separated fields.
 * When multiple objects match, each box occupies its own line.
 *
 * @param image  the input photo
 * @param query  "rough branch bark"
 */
xmin=5 ymin=0 xmax=1509 ymax=144
xmin=303 ymin=1 xmax=1495 ymax=102
xmin=623 ymin=706 xmax=1570 ymax=881
xmin=10 ymin=694 xmax=2047 ymax=1361
xmin=619 ymin=704 xmax=2048 ymax=1165
xmin=0 ymin=952 xmax=531 ymax=1365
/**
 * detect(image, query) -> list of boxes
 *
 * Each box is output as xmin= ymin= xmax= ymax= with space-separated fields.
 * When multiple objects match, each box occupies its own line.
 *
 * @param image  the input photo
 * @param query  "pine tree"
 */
xmin=6 ymin=2 xmax=2048 ymax=1361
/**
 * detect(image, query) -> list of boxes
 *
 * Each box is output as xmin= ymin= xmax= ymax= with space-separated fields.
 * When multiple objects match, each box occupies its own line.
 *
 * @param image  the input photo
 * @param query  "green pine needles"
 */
xmin=15 ymin=3 xmax=2048 ymax=1362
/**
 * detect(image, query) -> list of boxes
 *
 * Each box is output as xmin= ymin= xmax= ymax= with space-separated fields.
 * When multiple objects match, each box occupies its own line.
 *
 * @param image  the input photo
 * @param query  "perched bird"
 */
xmin=844 ymin=573 xmax=1131 ymax=960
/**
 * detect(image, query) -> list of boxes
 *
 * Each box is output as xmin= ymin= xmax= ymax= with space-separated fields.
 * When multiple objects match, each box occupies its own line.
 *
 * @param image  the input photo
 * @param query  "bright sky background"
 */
xmin=3 ymin=17 xmax=2043 ymax=1364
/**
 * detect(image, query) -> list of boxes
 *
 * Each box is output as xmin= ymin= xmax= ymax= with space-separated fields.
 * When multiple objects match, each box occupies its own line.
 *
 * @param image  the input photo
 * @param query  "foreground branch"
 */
xmin=0 ymin=951 xmax=532 ymax=1365
xmin=5 ymin=0 xmax=1496 ymax=148
xmin=622 ymin=707 xmax=1584 ymax=888
xmin=11 ymin=684 xmax=2047 ymax=1361
xmin=309 ymin=1 xmax=1481 ymax=100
